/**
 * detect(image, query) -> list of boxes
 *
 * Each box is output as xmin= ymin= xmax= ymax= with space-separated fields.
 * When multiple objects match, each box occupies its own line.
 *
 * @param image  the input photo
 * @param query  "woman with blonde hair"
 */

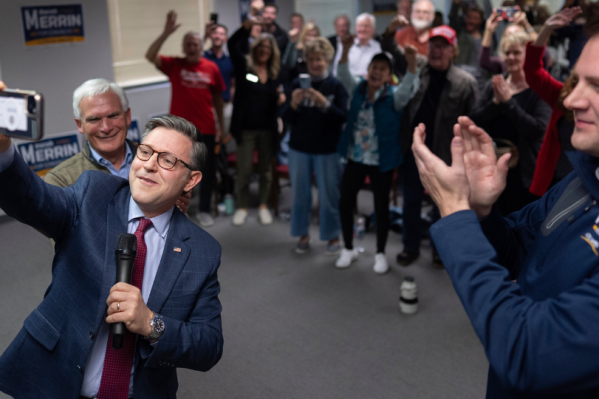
xmin=470 ymin=29 xmax=552 ymax=215
xmin=282 ymin=37 xmax=349 ymax=254
xmin=228 ymin=18 xmax=286 ymax=226
xmin=282 ymin=22 xmax=321 ymax=80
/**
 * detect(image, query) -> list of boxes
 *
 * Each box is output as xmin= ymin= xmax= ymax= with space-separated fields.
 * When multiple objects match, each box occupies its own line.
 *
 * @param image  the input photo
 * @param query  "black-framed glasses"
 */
xmin=136 ymin=144 xmax=193 ymax=171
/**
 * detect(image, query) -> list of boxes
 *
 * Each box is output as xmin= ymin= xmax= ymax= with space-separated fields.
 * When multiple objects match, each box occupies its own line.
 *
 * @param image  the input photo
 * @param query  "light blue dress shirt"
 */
xmin=80 ymin=198 xmax=173 ymax=397
xmin=89 ymin=142 xmax=134 ymax=179
xmin=0 ymin=143 xmax=172 ymax=398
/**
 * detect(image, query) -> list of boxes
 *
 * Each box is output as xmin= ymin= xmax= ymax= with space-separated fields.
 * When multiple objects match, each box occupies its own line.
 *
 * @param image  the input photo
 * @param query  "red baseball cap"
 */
xmin=429 ymin=25 xmax=457 ymax=46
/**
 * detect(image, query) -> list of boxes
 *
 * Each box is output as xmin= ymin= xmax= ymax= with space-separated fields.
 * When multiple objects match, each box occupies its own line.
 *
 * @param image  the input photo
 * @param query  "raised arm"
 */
xmin=392 ymin=45 xmax=420 ymax=110
xmin=0 ymin=145 xmax=80 ymax=241
xmin=480 ymin=11 xmax=505 ymax=74
xmin=145 ymin=10 xmax=181 ymax=69
xmin=228 ymin=25 xmax=252 ymax=73
xmin=336 ymin=34 xmax=359 ymax=95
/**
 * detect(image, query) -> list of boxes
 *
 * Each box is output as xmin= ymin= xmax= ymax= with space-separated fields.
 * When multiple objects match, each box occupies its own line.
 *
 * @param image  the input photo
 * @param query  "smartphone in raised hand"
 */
xmin=0 ymin=89 xmax=44 ymax=141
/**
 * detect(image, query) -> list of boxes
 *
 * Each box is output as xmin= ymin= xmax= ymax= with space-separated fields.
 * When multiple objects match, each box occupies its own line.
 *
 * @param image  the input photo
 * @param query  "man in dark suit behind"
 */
xmin=328 ymin=14 xmax=351 ymax=76
xmin=0 ymin=97 xmax=223 ymax=399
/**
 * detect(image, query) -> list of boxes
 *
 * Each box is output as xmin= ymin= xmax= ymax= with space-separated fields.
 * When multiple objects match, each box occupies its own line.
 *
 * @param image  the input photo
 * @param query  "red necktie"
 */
xmin=98 ymin=217 xmax=153 ymax=399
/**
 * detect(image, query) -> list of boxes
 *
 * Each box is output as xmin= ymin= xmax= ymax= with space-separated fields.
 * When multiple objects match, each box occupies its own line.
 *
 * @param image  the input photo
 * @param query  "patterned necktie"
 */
xmin=98 ymin=217 xmax=153 ymax=399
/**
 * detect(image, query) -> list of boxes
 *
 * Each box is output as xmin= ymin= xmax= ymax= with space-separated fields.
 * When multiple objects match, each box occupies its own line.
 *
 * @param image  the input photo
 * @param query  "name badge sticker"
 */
xmin=246 ymin=73 xmax=259 ymax=83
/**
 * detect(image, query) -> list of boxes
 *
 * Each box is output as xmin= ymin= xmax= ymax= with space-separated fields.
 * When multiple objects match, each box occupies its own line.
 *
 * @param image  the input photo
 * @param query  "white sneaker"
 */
xmin=196 ymin=212 xmax=215 ymax=227
xmin=373 ymin=253 xmax=389 ymax=274
xmin=232 ymin=209 xmax=248 ymax=226
xmin=258 ymin=207 xmax=273 ymax=225
xmin=335 ymin=248 xmax=359 ymax=268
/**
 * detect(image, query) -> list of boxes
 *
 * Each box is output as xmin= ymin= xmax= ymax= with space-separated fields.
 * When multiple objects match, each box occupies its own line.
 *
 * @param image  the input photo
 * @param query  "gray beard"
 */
xmin=411 ymin=17 xmax=432 ymax=30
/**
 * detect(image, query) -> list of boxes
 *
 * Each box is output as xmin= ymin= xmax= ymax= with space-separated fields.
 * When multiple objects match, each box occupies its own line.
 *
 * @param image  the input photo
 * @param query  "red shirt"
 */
xmin=159 ymin=56 xmax=226 ymax=135
xmin=395 ymin=26 xmax=429 ymax=56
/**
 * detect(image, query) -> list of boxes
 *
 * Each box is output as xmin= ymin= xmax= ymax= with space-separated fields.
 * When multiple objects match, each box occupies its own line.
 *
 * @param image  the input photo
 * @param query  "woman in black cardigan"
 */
xmin=229 ymin=19 xmax=286 ymax=226
xmin=470 ymin=31 xmax=551 ymax=215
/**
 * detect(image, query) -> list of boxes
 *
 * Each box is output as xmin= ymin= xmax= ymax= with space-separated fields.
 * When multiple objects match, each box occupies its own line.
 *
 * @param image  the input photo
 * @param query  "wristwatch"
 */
xmin=144 ymin=313 xmax=165 ymax=341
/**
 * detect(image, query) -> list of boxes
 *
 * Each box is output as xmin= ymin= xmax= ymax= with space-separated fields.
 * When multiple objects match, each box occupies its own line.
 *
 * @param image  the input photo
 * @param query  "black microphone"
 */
xmin=112 ymin=233 xmax=137 ymax=349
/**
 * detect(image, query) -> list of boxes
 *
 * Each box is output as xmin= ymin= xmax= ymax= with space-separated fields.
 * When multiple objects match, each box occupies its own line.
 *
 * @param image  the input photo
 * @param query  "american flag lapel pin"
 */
xmin=174 ymin=247 xmax=182 ymax=252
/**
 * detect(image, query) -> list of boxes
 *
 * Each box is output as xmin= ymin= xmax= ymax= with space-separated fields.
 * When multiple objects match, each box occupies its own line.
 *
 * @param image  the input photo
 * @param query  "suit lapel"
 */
xmin=96 ymin=187 xmax=130 ymax=328
xmin=147 ymin=209 xmax=191 ymax=313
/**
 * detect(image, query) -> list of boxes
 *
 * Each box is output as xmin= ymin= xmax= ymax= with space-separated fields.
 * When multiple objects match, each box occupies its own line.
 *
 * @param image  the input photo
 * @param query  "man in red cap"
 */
xmin=396 ymin=25 xmax=478 ymax=268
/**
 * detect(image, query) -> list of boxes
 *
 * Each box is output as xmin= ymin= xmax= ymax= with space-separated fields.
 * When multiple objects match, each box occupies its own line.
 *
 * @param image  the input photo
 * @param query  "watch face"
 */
xmin=153 ymin=317 xmax=165 ymax=333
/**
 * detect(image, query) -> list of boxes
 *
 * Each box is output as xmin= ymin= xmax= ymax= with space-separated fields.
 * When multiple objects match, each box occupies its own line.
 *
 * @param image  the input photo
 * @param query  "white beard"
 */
xmin=411 ymin=17 xmax=432 ymax=30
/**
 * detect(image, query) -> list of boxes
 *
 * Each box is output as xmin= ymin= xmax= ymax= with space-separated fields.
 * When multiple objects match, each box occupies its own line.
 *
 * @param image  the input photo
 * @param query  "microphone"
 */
xmin=112 ymin=233 xmax=137 ymax=349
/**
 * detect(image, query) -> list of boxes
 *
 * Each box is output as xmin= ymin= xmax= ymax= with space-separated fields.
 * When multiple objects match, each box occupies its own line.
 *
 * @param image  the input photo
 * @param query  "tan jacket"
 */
xmin=44 ymin=140 xmax=135 ymax=187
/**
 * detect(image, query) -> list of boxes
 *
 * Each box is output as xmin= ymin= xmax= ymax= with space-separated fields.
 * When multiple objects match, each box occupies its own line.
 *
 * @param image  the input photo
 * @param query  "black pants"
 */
xmin=339 ymin=160 xmax=394 ymax=254
xmin=199 ymin=135 xmax=216 ymax=213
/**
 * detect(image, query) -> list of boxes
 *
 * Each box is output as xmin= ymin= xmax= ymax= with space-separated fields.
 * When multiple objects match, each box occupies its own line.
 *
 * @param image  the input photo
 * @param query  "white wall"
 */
xmin=0 ymin=0 xmax=115 ymax=138
xmin=295 ymin=0 xmax=357 ymax=38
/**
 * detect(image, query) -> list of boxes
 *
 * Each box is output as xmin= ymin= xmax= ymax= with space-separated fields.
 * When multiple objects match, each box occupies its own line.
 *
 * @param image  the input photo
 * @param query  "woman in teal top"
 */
xmin=335 ymin=36 xmax=419 ymax=274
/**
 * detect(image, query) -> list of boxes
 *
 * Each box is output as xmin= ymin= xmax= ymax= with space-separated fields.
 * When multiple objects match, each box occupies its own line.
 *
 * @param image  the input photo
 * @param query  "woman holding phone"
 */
xmin=228 ymin=16 xmax=286 ymax=226
xmin=282 ymin=37 xmax=349 ymax=254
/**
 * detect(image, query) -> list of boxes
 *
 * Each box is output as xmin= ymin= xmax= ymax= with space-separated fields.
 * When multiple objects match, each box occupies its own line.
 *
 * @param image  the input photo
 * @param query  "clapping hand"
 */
xmin=164 ymin=10 xmax=181 ymax=36
xmin=412 ymin=123 xmax=470 ymax=218
xmin=458 ymin=117 xmax=510 ymax=218
xmin=412 ymin=117 xmax=510 ymax=219
xmin=492 ymin=75 xmax=511 ymax=103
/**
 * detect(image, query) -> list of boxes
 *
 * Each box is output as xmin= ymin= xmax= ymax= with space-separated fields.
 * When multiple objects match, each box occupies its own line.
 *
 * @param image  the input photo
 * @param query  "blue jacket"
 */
xmin=430 ymin=150 xmax=599 ymax=398
xmin=337 ymin=81 xmax=403 ymax=172
xmin=0 ymin=152 xmax=223 ymax=399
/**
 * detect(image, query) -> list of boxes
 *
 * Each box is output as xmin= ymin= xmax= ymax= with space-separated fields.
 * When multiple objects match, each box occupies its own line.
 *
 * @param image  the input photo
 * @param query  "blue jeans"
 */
xmin=288 ymin=148 xmax=342 ymax=241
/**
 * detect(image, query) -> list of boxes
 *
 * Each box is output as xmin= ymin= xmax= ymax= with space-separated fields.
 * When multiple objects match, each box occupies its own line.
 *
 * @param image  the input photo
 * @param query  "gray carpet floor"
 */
xmin=0 ymin=184 xmax=489 ymax=398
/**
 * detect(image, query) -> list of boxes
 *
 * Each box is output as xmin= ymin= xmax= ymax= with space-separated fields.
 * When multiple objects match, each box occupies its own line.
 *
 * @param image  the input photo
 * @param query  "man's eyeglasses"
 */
xmin=136 ymin=144 xmax=193 ymax=171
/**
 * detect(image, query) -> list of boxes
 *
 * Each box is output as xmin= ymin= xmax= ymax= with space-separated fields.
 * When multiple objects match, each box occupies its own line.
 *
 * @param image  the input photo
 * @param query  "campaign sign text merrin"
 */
xmin=21 ymin=5 xmax=84 ymax=47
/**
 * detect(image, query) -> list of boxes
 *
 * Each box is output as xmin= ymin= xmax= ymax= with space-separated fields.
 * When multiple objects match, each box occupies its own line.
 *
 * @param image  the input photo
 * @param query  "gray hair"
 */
xmin=72 ymin=78 xmax=129 ymax=119
xmin=356 ymin=12 xmax=375 ymax=29
xmin=141 ymin=115 xmax=207 ymax=173
xmin=334 ymin=14 xmax=351 ymax=28
xmin=305 ymin=37 xmax=335 ymax=64
xmin=182 ymin=31 xmax=202 ymax=46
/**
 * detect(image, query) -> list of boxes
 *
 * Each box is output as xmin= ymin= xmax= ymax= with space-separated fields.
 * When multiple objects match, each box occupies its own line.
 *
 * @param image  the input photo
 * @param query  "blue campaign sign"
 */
xmin=16 ymin=134 xmax=80 ymax=174
xmin=21 ymin=4 xmax=84 ymax=47
xmin=127 ymin=119 xmax=141 ymax=144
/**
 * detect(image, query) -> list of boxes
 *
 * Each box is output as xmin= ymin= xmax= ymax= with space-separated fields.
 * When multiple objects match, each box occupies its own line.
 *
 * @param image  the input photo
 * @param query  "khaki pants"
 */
xmin=235 ymin=130 xmax=273 ymax=208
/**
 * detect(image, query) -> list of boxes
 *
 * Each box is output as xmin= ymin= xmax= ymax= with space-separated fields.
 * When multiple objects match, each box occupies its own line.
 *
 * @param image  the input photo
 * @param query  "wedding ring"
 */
xmin=117 ymin=302 xmax=120 ymax=312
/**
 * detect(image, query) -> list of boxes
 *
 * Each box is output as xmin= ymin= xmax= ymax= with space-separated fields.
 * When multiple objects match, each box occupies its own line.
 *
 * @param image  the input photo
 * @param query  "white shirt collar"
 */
xmin=354 ymin=37 xmax=374 ymax=47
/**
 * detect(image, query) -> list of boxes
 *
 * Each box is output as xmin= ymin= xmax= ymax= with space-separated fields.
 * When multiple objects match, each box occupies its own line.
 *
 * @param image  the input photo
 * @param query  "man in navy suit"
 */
xmin=0 ymin=93 xmax=223 ymax=399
